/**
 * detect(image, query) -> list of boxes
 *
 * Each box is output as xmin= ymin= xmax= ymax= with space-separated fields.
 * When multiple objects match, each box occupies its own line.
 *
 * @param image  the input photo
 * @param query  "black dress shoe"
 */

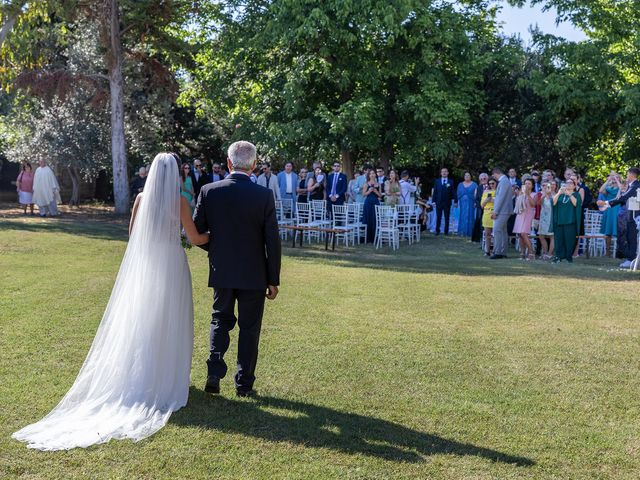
xmin=236 ymin=388 xmax=257 ymax=398
xmin=204 ymin=377 xmax=220 ymax=394
xmin=489 ymin=254 xmax=505 ymax=259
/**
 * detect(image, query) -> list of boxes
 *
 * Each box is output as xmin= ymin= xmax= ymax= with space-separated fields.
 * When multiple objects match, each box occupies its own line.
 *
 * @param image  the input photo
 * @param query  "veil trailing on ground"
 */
xmin=13 ymin=154 xmax=194 ymax=451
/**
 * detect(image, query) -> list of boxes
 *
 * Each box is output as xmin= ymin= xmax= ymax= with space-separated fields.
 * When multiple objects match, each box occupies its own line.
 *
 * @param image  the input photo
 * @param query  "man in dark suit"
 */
xmin=190 ymin=159 xmax=209 ymax=198
xmin=193 ymin=141 xmax=281 ymax=397
xmin=327 ymin=161 xmax=348 ymax=214
xmin=432 ymin=167 xmax=457 ymax=235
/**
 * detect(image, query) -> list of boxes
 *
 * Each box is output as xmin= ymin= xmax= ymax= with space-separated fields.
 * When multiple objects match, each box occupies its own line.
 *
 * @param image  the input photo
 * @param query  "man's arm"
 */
xmin=192 ymin=188 xmax=210 ymax=251
xmin=263 ymin=192 xmax=281 ymax=288
xmin=608 ymin=182 xmax=638 ymax=208
xmin=337 ymin=174 xmax=348 ymax=196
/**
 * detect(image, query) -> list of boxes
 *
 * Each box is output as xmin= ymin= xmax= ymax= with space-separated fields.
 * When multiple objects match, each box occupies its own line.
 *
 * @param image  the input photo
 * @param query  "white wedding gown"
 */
xmin=13 ymin=154 xmax=194 ymax=451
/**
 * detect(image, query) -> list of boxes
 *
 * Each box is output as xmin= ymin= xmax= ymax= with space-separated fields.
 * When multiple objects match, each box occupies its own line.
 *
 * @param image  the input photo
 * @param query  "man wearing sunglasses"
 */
xmin=327 ymin=161 xmax=348 ymax=214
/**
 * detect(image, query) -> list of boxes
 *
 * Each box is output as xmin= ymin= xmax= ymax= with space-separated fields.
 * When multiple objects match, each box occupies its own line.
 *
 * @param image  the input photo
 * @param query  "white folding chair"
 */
xmin=330 ymin=204 xmax=355 ymax=246
xmin=375 ymin=205 xmax=399 ymax=250
xmin=346 ymin=203 xmax=367 ymax=244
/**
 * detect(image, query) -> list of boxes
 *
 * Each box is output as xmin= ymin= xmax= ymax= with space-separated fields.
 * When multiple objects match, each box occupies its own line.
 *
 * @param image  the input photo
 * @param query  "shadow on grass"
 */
xmin=0 ymin=218 xmax=128 ymax=242
xmin=172 ymin=388 xmax=535 ymax=467
xmin=281 ymin=235 xmax=635 ymax=282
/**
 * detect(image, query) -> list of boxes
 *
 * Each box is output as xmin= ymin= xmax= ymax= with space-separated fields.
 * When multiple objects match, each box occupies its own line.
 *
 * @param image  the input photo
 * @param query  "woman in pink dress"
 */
xmin=513 ymin=177 xmax=537 ymax=260
xmin=16 ymin=162 xmax=35 ymax=215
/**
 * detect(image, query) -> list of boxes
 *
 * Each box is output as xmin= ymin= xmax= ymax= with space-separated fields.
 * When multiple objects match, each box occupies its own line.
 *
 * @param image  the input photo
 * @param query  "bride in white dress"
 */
xmin=13 ymin=153 xmax=209 ymax=451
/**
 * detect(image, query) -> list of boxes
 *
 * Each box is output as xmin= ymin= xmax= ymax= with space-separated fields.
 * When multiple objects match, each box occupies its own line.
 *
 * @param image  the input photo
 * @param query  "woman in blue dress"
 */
xmin=599 ymin=172 xmax=621 ymax=256
xmin=362 ymin=169 xmax=382 ymax=243
xmin=456 ymin=172 xmax=478 ymax=237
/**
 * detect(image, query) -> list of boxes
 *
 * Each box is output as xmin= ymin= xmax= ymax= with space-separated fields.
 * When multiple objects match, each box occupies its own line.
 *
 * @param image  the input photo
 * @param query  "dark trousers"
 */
xmin=625 ymin=218 xmax=638 ymax=261
xmin=555 ymin=223 xmax=577 ymax=261
xmin=208 ymin=288 xmax=266 ymax=391
xmin=435 ymin=205 xmax=451 ymax=234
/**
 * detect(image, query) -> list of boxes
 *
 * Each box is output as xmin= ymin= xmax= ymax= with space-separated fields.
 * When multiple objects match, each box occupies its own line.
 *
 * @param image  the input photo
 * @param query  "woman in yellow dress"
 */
xmin=480 ymin=178 xmax=497 ymax=255
xmin=384 ymin=170 xmax=401 ymax=206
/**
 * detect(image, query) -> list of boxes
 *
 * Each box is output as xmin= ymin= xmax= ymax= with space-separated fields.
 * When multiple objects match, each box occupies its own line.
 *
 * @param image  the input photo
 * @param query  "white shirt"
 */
xmin=399 ymin=180 xmax=417 ymax=205
xmin=285 ymin=172 xmax=294 ymax=194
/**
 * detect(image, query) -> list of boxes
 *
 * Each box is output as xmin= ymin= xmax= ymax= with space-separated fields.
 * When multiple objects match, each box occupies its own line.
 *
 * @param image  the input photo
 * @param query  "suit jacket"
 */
xmin=432 ymin=178 xmax=456 ymax=208
xmin=327 ymin=172 xmax=348 ymax=202
xmin=609 ymin=179 xmax=639 ymax=218
xmin=277 ymin=171 xmax=297 ymax=198
xmin=493 ymin=175 xmax=512 ymax=215
xmin=257 ymin=173 xmax=281 ymax=201
xmin=193 ymin=173 xmax=281 ymax=290
xmin=190 ymin=171 xmax=209 ymax=198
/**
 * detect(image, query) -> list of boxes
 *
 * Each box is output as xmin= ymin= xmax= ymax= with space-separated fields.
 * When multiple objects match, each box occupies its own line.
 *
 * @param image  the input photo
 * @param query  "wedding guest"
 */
xmin=513 ymin=178 xmax=537 ymax=260
xmin=538 ymin=181 xmax=555 ymax=259
xmin=296 ymin=168 xmax=309 ymax=203
xmin=130 ymin=166 xmax=147 ymax=200
xmin=472 ymin=173 xmax=489 ymax=242
xmin=598 ymin=167 xmax=640 ymax=268
xmin=347 ymin=171 xmax=360 ymax=203
xmin=327 ymin=161 xmax=348 ymax=212
xmin=384 ymin=170 xmax=401 ymax=206
xmin=432 ymin=167 xmax=456 ymax=236
xmin=180 ymin=163 xmax=195 ymax=209
xmin=307 ymin=166 xmax=326 ymax=201
xmin=399 ymin=170 xmax=418 ymax=205
xmin=32 ymin=158 xmax=61 ymax=217
xmin=490 ymin=167 xmax=511 ymax=259
xmin=376 ymin=167 xmax=387 ymax=203
xmin=552 ymin=178 xmax=582 ymax=263
xmin=362 ymin=169 xmax=382 ymax=243
xmin=354 ymin=167 xmax=369 ymax=204
xmin=598 ymin=172 xmax=621 ymax=256
xmin=508 ymin=168 xmax=521 ymax=187
xmin=257 ymin=163 xmax=281 ymax=202
xmin=531 ymin=171 xmax=542 ymax=192
xmin=571 ymin=173 xmax=588 ymax=257
xmin=456 ymin=172 xmax=477 ymax=237
xmin=209 ymin=162 xmax=226 ymax=182
xmin=480 ymin=178 xmax=497 ymax=255
xmin=306 ymin=161 xmax=322 ymax=183
xmin=277 ymin=162 xmax=297 ymax=205
xmin=16 ymin=162 xmax=35 ymax=215
xmin=191 ymin=159 xmax=208 ymax=197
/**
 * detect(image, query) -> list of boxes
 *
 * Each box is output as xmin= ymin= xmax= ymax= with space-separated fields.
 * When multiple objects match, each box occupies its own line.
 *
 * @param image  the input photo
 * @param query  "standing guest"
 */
xmin=130 ymin=166 xmax=147 ymax=200
xmin=541 ymin=170 xmax=555 ymax=184
xmin=209 ymin=163 xmax=226 ymax=183
xmin=376 ymin=167 xmax=387 ymax=202
xmin=571 ymin=173 xmax=588 ymax=257
xmin=347 ymin=171 xmax=360 ymax=203
xmin=384 ymin=170 xmax=401 ymax=206
xmin=456 ymin=172 xmax=478 ymax=237
xmin=399 ymin=170 xmax=418 ymax=205
xmin=564 ymin=167 xmax=576 ymax=182
xmin=472 ymin=173 xmax=489 ymax=242
xmin=552 ymin=178 xmax=582 ymax=263
xmin=513 ymin=178 xmax=537 ymax=260
xmin=616 ymin=183 xmax=629 ymax=259
xmin=257 ymin=163 xmax=281 ymax=202
xmin=306 ymin=161 xmax=322 ymax=183
xmin=598 ymin=167 xmax=640 ymax=268
xmin=490 ymin=167 xmax=511 ymax=259
xmin=277 ymin=162 xmax=297 ymax=206
xmin=480 ymin=178 xmax=497 ymax=255
xmin=354 ymin=166 xmax=369 ymax=203
xmin=32 ymin=158 xmax=61 ymax=217
xmin=307 ymin=166 xmax=326 ymax=201
xmin=432 ymin=167 xmax=456 ymax=236
xmin=531 ymin=171 xmax=542 ymax=192
xmin=16 ymin=162 xmax=35 ymax=215
xmin=362 ymin=169 xmax=382 ymax=243
xmin=508 ymin=168 xmax=521 ymax=188
xmin=327 ymin=161 xmax=348 ymax=213
xmin=191 ymin=159 xmax=208 ymax=198
xmin=296 ymin=168 xmax=309 ymax=203
xmin=598 ymin=172 xmax=621 ymax=256
xmin=180 ymin=163 xmax=195 ymax=209
xmin=538 ymin=181 xmax=556 ymax=259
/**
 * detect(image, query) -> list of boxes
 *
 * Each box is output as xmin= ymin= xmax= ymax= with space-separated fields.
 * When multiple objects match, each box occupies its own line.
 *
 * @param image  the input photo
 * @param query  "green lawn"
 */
xmin=1 ymin=210 xmax=639 ymax=479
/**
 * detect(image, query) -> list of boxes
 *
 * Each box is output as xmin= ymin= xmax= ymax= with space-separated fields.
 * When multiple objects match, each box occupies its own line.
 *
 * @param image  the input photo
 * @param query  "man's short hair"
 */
xmin=400 ymin=170 xmax=410 ymax=178
xmin=227 ymin=141 xmax=256 ymax=171
xmin=628 ymin=167 xmax=640 ymax=177
xmin=492 ymin=167 xmax=504 ymax=175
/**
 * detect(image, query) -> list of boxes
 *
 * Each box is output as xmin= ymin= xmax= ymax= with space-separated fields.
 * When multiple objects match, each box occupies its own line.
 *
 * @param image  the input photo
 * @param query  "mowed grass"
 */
xmin=1 ymin=212 xmax=639 ymax=479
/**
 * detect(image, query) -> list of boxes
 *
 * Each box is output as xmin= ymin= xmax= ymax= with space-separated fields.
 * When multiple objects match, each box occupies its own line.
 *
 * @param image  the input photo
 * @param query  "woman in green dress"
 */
xmin=552 ymin=178 xmax=582 ymax=263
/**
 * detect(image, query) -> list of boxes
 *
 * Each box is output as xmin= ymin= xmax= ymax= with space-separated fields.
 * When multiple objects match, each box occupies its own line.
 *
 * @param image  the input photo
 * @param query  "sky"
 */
xmin=496 ymin=3 xmax=588 ymax=44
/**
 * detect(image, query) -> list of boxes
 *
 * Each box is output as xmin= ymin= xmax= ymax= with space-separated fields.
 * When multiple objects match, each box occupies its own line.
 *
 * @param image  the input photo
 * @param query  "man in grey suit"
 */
xmin=490 ymin=167 xmax=511 ymax=259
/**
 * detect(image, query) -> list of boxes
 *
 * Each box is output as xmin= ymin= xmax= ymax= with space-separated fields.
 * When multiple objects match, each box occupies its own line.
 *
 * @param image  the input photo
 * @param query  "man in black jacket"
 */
xmin=193 ymin=140 xmax=282 ymax=397
xmin=431 ymin=167 xmax=457 ymax=235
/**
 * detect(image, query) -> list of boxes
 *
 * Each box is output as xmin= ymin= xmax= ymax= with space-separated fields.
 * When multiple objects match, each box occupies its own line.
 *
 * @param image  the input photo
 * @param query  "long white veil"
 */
xmin=13 ymin=153 xmax=194 ymax=451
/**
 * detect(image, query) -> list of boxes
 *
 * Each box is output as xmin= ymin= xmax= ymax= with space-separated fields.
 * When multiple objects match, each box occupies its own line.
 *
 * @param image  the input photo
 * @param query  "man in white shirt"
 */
xmin=399 ymin=171 xmax=418 ymax=205
xmin=257 ymin=163 xmax=281 ymax=201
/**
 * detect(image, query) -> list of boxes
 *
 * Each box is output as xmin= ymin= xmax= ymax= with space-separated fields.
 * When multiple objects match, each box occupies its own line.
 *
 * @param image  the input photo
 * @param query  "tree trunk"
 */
xmin=340 ymin=148 xmax=353 ymax=179
xmin=67 ymin=166 xmax=80 ymax=206
xmin=0 ymin=2 xmax=25 ymax=48
xmin=379 ymin=144 xmax=393 ymax=172
xmin=106 ymin=0 xmax=129 ymax=214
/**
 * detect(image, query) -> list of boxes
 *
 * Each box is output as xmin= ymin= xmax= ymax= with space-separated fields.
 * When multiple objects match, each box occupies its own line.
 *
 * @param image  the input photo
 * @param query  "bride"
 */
xmin=12 ymin=153 xmax=209 ymax=451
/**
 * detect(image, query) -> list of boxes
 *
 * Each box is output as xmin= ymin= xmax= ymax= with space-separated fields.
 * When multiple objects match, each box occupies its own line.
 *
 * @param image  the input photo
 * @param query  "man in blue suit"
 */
xmin=432 ymin=167 xmax=457 ymax=235
xmin=327 ymin=161 xmax=348 ymax=215
xmin=277 ymin=162 xmax=297 ymax=208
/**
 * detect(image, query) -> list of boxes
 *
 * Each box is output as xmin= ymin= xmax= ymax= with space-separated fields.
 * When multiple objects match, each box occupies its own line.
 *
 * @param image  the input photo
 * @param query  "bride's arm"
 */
xmin=129 ymin=194 xmax=143 ymax=236
xmin=180 ymin=197 xmax=209 ymax=245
